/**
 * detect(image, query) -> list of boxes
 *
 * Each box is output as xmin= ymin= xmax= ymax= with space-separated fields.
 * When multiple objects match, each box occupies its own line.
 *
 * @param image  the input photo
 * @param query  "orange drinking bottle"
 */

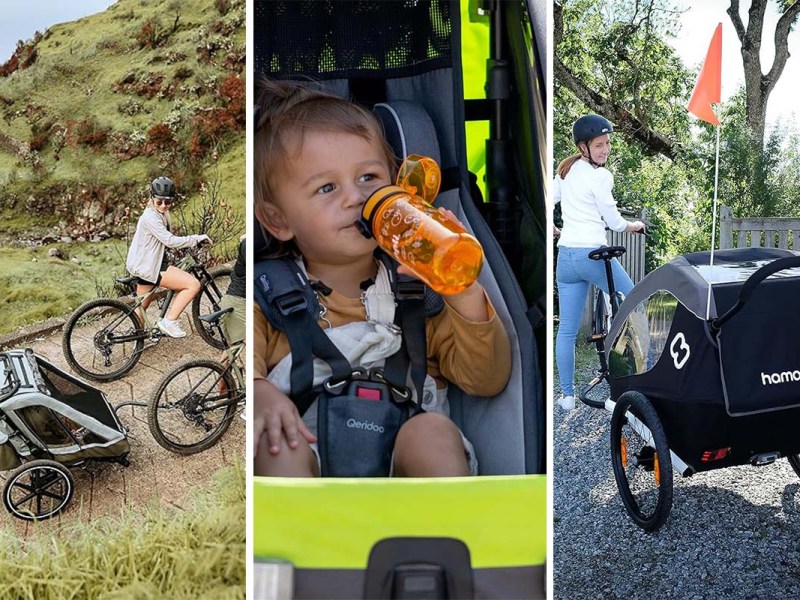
xmin=358 ymin=155 xmax=484 ymax=295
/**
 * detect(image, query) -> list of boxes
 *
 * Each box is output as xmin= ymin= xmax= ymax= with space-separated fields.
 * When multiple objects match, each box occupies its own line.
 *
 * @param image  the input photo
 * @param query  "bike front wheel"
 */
xmin=191 ymin=266 xmax=232 ymax=349
xmin=62 ymin=298 xmax=144 ymax=381
xmin=148 ymin=359 xmax=239 ymax=455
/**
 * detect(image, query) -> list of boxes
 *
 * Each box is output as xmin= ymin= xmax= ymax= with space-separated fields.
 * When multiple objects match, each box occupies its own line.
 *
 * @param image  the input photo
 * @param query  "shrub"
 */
xmin=215 ymin=0 xmax=231 ymax=15
xmin=146 ymin=122 xmax=174 ymax=153
xmin=135 ymin=19 xmax=160 ymax=50
xmin=0 ymin=41 xmax=38 ymax=77
xmin=66 ymin=118 xmax=109 ymax=149
xmin=173 ymin=65 xmax=194 ymax=81
xmin=29 ymin=133 xmax=47 ymax=152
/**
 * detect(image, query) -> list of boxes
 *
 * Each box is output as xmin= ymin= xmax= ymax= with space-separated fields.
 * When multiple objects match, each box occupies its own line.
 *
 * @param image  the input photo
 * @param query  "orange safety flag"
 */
xmin=687 ymin=23 xmax=722 ymax=125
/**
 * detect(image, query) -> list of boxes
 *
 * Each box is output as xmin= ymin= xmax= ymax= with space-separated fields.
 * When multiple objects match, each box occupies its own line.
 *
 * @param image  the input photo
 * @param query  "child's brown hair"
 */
xmin=254 ymin=77 xmax=395 ymax=256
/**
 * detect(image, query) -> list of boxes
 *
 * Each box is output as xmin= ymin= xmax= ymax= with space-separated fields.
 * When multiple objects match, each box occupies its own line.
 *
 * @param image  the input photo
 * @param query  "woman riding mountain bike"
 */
xmin=125 ymin=176 xmax=211 ymax=338
xmin=554 ymin=114 xmax=645 ymax=411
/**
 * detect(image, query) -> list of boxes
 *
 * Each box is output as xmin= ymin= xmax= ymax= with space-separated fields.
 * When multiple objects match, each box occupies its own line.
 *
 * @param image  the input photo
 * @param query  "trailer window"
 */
xmin=19 ymin=406 xmax=74 ymax=447
xmin=610 ymin=291 xmax=679 ymax=376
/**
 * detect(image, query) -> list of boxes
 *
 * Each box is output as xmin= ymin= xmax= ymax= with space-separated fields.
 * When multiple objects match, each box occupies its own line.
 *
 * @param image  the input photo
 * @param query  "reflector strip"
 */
xmin=253 ymin=475 xmax=546 ymax=569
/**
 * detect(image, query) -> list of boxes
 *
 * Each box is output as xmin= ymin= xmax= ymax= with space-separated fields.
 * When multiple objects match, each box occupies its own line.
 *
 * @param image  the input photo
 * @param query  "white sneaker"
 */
xmin=558 ymin=395 xmax=575 ymax=411
xmin=157 ymin=318 xmax=187 ymax=338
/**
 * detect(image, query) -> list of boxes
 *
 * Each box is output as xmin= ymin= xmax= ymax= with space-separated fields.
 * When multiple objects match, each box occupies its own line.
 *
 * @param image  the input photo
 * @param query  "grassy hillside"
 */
xmin=0 ymin=0 xmax=245 ymax=242
xmin=0 ymin=0 xmax=244 ymax=335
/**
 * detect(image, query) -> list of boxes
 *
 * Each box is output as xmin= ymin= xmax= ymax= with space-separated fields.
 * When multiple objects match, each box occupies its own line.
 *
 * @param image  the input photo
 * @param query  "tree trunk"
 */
xmin=727 ymin=0 xmax=800 ymax=148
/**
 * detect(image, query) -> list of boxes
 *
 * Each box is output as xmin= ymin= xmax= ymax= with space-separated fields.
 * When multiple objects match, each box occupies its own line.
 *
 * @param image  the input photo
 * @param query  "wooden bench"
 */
xmin=720 ymin=205 xmax=800 ymax=250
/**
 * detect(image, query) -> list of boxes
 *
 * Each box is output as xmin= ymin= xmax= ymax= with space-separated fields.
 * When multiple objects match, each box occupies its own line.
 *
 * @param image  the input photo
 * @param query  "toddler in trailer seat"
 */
xmin=252 ymin=78 xmax=512 ymax=478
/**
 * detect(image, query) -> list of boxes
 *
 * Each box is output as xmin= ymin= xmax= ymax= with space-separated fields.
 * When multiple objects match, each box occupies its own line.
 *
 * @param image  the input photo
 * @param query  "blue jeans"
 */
xmin=556 ymin=246 xmax=634 ymax=397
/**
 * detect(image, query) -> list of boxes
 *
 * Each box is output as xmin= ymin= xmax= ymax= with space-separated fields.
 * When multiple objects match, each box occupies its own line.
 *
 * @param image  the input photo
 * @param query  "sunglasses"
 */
xmin=153 ymin=197 xmax=173 ymax=207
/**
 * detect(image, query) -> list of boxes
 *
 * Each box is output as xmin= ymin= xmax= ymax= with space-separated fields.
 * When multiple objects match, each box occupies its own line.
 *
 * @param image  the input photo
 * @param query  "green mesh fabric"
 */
xmin=255 ymin=1 xmax=453 ymax=78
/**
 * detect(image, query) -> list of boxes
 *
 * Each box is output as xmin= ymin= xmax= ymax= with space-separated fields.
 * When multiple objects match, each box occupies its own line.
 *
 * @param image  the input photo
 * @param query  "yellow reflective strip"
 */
xmin=253 ymin=475 xmax=546 ymax=569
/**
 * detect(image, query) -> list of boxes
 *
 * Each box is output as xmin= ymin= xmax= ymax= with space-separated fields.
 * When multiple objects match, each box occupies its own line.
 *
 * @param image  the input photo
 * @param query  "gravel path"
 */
xmin=554 ymin=352 xmax=800 ymax=599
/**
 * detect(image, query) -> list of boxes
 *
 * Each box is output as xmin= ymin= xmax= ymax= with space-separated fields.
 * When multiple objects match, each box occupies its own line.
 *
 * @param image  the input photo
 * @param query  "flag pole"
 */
xmin=706 ymin=123 xmax=721 ymax=320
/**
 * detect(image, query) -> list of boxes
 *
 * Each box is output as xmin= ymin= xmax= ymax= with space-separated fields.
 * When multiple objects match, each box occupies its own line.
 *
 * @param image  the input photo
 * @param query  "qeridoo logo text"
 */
xmin=346 ymin=418 xmax=385 ymax=433
xmin=761 ymin=370 xmax=800 ymax=386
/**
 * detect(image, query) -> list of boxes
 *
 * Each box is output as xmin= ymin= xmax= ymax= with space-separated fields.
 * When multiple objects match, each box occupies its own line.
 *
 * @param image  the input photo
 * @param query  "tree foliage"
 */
xmin=555 ymin=0 xmax=800 ymax=270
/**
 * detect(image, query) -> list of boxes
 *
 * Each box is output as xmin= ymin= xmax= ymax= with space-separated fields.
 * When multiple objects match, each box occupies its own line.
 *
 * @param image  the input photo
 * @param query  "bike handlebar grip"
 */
xmin=712 ymin=255 xmax=800 ymax=330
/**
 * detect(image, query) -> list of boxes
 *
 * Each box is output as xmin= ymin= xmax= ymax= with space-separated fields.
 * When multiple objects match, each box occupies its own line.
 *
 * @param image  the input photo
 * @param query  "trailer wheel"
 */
xmin=3 ymin=459 xmax=74 ymax=521
xmin=610 ymin=391 xmax=673 ymax=531
xmin=787 ymin=455 xmax=800 ymax=479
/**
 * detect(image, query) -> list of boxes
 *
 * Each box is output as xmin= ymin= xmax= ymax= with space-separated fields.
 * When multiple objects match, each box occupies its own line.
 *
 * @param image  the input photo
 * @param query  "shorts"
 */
xmin=219 ymin=294 xmax=245 ymax=344
xmin=136 ymin=256 xmax=170 ymax=287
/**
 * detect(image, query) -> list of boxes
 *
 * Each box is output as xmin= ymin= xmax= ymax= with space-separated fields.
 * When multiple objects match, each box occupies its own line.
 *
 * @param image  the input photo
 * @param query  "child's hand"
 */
xmin=253 ymin=379 xmax=317 ymax=457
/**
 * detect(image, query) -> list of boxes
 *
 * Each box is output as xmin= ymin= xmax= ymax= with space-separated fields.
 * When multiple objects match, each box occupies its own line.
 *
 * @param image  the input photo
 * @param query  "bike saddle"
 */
xmin=199 ymin=307 xmax=234 ymax=324
xmin=115 ymin=276 xmax=138 ymax=293
xmin=588 ymin=245 xmax=627 ymax=261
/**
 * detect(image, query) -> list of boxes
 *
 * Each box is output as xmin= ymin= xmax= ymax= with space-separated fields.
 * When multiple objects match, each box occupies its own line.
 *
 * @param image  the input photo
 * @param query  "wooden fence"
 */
xmin=719 ymin=205 xmax=800 ymax=250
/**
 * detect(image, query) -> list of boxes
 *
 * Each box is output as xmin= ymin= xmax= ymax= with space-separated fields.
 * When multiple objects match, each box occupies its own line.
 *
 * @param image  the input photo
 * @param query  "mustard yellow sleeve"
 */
xmin=426 ymin=290 xmax=512 ymax=396
xmin=253 ymin=303 xmax=269 ymax=380
xmin=254 ymin=303 xmax=291 ymax=379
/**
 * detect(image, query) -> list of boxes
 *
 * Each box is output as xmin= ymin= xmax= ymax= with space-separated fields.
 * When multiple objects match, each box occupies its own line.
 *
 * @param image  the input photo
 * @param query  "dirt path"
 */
xmin=1 ymin=311 xmax=244 ymax=537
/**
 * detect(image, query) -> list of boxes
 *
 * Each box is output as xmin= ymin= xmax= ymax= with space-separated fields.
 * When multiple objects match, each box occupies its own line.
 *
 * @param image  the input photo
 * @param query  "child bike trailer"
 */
xmin=253 ymin=0 xmax=547 ymax=597
xmin=605 ymin=246 xmax=800 ymax=530
xmin=0 ymin=349 xmax=129 ymax=520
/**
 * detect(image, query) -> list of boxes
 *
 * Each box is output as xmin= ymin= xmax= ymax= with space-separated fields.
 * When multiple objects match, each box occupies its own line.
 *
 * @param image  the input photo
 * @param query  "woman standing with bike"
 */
xmin=554 ymin=115 xmax=645 ymax=411
xmin=126 ymin=176 xmax=211 ymax=338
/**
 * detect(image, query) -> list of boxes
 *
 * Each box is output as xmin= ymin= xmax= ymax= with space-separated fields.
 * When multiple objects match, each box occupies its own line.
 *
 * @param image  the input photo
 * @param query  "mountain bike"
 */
xmin=147 ymin=307 xmax=244 ymax=454
xmin=61 ymin=247 xmax=231 ymax=382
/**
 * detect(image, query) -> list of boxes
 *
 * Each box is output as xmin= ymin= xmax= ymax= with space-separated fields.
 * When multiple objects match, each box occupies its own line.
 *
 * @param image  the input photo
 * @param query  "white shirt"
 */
xmin=553 ymin=159 xmax=628 ymax=248
xmin=125 ymin=207 xmax=199 ymax=283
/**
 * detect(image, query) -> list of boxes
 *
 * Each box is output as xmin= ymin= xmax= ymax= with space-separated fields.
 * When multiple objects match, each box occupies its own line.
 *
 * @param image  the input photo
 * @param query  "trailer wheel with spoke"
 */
xmin=3 ymin=459 xmax=74 ymax=521
xmin=610 ymin=391 xmax=673 ymax=531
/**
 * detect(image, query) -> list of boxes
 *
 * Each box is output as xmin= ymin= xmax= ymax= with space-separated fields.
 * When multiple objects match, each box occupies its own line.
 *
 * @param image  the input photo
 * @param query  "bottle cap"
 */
xmin=361 ymin=185 xmax=405 ymax=224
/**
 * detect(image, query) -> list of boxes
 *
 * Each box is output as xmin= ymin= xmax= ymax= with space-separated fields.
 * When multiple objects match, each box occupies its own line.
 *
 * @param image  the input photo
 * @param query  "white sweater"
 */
xmin=125 ymin=207 xmax=199 ymax=283
xmin=553 ymin=159 xmax=628 ymax=248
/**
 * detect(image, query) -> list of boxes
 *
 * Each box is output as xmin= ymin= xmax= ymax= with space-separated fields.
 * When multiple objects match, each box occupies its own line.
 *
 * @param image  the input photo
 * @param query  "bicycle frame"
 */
xmin=115 ymin=253 xmax=223 ymax=343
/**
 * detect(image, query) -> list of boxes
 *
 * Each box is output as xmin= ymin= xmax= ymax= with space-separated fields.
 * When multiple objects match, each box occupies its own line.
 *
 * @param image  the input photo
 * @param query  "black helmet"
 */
xmin=151 ymin=176 xmax=175 ymax=198
xmin=573 ymin=115 xmax=613 ymax=144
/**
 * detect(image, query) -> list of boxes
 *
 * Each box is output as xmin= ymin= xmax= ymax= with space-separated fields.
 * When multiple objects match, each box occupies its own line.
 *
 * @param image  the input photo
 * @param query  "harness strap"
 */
xmin=377 ymin=254 xmax=429 ymax=410
xmin=255 ymin=253 xmax=442 ymax=414
xmin=254 ymin=257 xmax=351 ymax=415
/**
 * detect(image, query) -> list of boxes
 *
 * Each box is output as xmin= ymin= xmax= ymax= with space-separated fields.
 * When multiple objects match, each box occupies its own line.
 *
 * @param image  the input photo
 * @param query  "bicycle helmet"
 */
xmin=572 ymin=115 xmax=613 ymax=167
xmin=572 ymin=114 xmax=613 ymax=144
xmin=151 ymin=176 xmax=175 ymax=199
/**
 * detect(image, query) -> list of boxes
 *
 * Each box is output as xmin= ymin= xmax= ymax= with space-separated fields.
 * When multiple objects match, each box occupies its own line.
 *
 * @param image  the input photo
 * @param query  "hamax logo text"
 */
xmin=761 ymin=370 xmax=800 ymax=386
xmin=346 ymin=418 xmax=385 ymax=433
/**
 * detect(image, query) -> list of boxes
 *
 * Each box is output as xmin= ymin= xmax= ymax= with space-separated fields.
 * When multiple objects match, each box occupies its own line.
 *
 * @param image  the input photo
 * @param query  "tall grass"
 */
xmin=0 ymin=462 xmax=244 ymax=599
